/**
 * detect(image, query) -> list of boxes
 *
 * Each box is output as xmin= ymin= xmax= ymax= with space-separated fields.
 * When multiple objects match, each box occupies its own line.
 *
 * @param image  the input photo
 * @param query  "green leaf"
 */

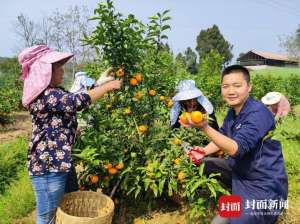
xmin=162 ymin=9 xmax=170 ymax=15
xmin=149 ymin=15 xmax=159 ymax=20
xmin=144 ymin=178 xmax=152 ymax=191
xmin=134 ymin=186 xmax=141 ymax=198
xmin=190 ymin=179 xmax=205 ymax=193
xmin=207 ymin=183 xmax=217 ymax=198
xmin=150 ymin=183 xmax=158 ymax=197
xmin=162 ymin=25 xmax=171 ymax=31
xmin=168 ymin=182 xmax=173 ymax=196
xmin=199 ymin=163 xmax=205 ymax=176
xmin=158 ymin=178 xmax=166 ymax=195
xmin=162 ymin=16 xmax=171 ymax=22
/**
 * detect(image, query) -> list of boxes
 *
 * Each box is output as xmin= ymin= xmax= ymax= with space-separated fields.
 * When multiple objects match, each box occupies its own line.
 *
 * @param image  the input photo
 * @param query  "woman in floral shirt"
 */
xmin=19 ymin=45 xmax=122 ymax=224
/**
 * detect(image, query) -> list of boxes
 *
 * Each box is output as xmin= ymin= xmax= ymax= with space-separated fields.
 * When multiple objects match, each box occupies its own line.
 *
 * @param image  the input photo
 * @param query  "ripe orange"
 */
xmin=107 ymin=163 xmax=113 ymax=169
xmin=191 ymin=111 xmax=203 ymax=123
xmin=130 ymin=78 xmax=138 ymax=86
xmin=159 ymin=95 xmax=165 ymax=101
xmin=148 ymin=89 xmax=157 ymax=96
xmin=134 ymin=73 xmax=142 ymax=82
xmin=138 ymin=125 xmax=148 ymax=134
xmin=167 ymin=100 xmax=173 ymax=108
xmin=177 ymin=171 xmax=185 ymax=182
xmin=116 ymin=162 xmax=124 ymax=170
xmin=172 ymin=137 xmax=181 ymax=145
xmin=134 ymin=91 xmax=143 ymax=100
xmin=90 ymin=175 xmax=99 ymax=184
xmin=108 ymin=167 xmax=118 ymax=175
xmin=179 ymin=112 xmax=191 ymax=124
xmin=174 ymin=158 xmax=181 ymax=165
xmin=116 ymin=68 xmax=125 ymax=77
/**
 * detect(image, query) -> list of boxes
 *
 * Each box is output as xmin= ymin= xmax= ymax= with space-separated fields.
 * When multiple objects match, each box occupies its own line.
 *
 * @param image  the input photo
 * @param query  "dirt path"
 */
xmin=0 ymin=111 xmax=31 ymax=142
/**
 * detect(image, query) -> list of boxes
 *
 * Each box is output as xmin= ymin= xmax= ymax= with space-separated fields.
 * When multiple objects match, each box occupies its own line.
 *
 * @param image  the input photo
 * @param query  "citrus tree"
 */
xmin=74 ymin=0 xmax=228 ymax=220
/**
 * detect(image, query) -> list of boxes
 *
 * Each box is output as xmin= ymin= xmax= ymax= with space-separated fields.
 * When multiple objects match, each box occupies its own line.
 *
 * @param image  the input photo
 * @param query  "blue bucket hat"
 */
xmin=69 ymin=71 xmax=95 ymax=93
xmin=170 ymin=80 xmax=214 ymax=126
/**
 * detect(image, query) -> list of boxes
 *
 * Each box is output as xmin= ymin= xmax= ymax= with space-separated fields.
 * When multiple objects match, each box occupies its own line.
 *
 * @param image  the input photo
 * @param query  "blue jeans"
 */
xmin=31 ymin=172 xmax=68 ymax=224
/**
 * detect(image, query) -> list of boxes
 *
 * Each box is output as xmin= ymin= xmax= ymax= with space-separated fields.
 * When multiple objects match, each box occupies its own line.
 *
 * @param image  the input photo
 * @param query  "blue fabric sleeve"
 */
xmin=232 ymin=108 xmax=274 ymax=160
xmin=45 ymin=89 xmax=91 ymax=113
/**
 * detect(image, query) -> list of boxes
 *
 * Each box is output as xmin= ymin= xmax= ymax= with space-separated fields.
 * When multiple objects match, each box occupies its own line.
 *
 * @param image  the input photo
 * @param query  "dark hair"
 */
xmin=221 ymin=65 xmax=250 ymax=83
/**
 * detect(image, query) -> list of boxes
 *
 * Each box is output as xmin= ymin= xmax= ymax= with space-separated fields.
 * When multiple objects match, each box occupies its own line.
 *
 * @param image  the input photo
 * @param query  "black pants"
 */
xmin=203 ymin=157 xmax=232 ymax=190
xmin=65 ymin=164 xmax=79 ymax=193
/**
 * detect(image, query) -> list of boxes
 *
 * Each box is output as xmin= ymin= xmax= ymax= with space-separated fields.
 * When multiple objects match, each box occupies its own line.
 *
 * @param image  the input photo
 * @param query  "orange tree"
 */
xmin=74 ymin=0 xmax=228 ymax=220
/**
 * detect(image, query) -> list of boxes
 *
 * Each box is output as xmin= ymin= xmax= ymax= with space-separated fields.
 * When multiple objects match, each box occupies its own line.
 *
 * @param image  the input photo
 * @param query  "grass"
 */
xmin=0 ymin=138 xmax=28 ymax=193
xmin=250 ymin=67 xmax=300 ymax=78
xmin=0 ymin=138 xmax=35 ymax=224
xmin=0 ymin=169 xmax=35 ymax=224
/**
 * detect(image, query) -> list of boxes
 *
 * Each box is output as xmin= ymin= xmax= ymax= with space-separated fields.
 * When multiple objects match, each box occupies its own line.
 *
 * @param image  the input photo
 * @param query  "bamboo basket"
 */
xmin=56 ymin=191 xmax=114 ymax=224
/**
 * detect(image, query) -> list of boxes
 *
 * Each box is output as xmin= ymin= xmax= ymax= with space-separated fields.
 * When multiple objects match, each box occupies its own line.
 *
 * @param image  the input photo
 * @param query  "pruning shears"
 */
xmin=181 ymin=141 xmax=193 ymax=153
xmin=181 ymin=141 xmax=205 ymax=166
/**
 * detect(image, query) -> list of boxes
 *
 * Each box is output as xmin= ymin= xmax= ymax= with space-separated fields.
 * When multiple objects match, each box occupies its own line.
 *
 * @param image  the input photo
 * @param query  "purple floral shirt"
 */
xmin=28 ymin=87 xmax=91 ymax=176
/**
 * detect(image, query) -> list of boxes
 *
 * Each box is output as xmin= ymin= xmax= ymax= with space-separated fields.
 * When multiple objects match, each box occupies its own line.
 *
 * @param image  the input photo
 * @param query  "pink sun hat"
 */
xmin=18 ymin=45 xmax=73 ymax=107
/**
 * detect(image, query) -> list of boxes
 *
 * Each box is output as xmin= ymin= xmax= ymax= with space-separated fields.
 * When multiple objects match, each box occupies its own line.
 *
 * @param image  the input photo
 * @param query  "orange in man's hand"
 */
xmin=179 ymin=112 xmax=191 ymax=124
xmin=191 ymin=111 xmax=203 ymax=123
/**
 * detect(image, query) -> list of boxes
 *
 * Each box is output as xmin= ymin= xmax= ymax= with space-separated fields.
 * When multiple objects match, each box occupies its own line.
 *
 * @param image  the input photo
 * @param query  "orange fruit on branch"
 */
xmin=134 ymin=73 xmax=142 ymax=82
xmin=134 ymin=91 xmax=143 ymax=100
xmin=90 ymin=175 xmax=99 ymax=184
xmin=174 ymin=158 xmax=181 ymax=165
xmin=177 ymin=171 xmax=185 ymax=182
xmin=148 ymin=89 xmax=157 ymax=96
xmin=138 ymin=125 xmax=148 ymax=134
xmin=116 ymin=162 xmax=124 ymax=170
xmin=167 ymin=100 xmax=173 ymax=108
xmin=159 ymin=95 xmax=165 ymax=101
xmin=130 ymin=78 xmax=138 ymax=86
xmin=172 ymin=137 xmax=181 ymax=145
xmin=108 ymin=167 xmax=118 ymax=175
xmin=106 ymin=163 xmax=113 ymax=169
xmin=116 ymin=68 xmax=125 ymax=77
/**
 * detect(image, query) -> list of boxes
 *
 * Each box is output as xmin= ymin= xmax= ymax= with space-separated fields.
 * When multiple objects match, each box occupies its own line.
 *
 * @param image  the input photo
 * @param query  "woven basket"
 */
xmin=56 ymin=191 xmax=114 ymax=224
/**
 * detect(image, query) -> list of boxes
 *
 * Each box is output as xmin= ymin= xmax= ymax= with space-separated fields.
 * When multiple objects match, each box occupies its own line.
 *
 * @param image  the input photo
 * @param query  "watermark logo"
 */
xmin=218 ymin=196 xmax=288 ymax=217
xmin=218 ymin=195 xmax=242 ymax=218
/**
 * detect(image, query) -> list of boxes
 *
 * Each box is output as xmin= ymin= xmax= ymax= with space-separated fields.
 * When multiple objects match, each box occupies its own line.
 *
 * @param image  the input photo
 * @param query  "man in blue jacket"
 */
xmin=181 ymin=65 xmax=288 ymax=224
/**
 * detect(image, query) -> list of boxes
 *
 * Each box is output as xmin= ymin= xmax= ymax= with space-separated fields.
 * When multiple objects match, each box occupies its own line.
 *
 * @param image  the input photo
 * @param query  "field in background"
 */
xmin=250 ymin=66 xmax=300 ymax=78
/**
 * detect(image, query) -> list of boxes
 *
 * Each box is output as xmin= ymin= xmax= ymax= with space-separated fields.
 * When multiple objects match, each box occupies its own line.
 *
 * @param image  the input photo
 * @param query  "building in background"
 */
xmin=237 ymin=50 xmax=298 ymax=67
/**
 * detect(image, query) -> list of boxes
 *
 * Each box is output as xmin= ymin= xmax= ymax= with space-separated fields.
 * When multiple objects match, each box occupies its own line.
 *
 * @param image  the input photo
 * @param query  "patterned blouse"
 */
xmin=28 ymin=87 xmax=91 ymax=176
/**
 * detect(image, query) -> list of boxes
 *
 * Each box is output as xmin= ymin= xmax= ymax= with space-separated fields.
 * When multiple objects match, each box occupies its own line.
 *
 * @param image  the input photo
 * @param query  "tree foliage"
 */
xmin=14 ymin=5 xmax=94 ymax=66
xmin=280 ymin=25 xmax=300 ymax=61
xmin=184 ymin=47 xmax=198 ymax=74
xmin=196 ymin=25 xmax=233 ymax=66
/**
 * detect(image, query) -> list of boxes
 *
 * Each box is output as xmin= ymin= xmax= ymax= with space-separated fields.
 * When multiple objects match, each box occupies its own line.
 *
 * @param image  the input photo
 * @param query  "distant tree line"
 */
xmin=14 ymin=5 xmax=95 ymax=70
xmin=175 ymin=24 xmax=233 ymax=74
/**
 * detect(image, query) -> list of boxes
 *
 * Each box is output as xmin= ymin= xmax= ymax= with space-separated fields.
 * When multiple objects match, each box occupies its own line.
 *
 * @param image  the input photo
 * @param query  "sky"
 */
xmin=1 ymin=0 xmax=300 ymax=62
